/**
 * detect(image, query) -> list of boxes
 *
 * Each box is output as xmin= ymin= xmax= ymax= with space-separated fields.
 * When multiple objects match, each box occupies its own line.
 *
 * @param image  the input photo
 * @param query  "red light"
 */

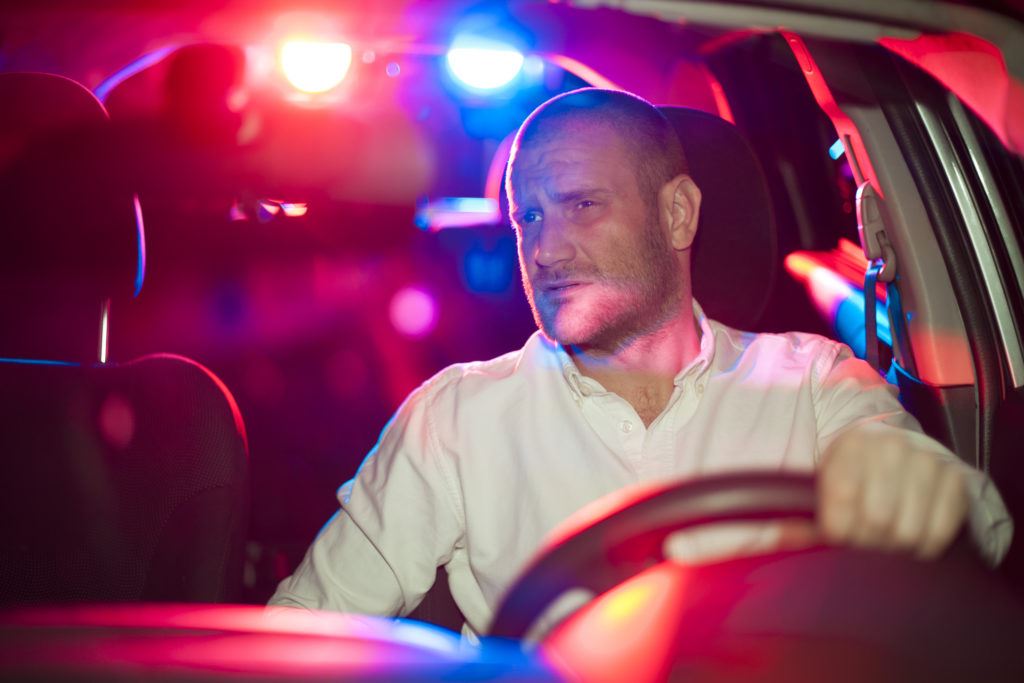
xmin=280 ymin=202 xmax=308 ymax=217
xmin=98 ymin=393 xmax=134 ymax=450
xmin=542 ymin=563 xmax=692 ymax=683
xmin=279 ymin=41 xmax=352 ymax=93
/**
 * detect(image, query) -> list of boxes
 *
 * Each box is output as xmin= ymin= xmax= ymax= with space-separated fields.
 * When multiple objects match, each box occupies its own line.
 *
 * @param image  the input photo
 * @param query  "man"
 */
xmin=270 ymin=88 xmax=1012 ymax=636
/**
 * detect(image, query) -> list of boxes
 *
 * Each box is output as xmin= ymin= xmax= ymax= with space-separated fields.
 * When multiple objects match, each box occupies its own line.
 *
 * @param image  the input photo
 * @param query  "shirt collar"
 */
xmin=551 ymin=299 xmax=718 ymax=399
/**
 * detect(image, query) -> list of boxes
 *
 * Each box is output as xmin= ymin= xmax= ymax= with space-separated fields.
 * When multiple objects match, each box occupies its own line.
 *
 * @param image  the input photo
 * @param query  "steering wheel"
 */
xmin=489 ymin=472 xmax=817 ymax=639
xmin=488 ymin=472 xmax=1024 ymax=682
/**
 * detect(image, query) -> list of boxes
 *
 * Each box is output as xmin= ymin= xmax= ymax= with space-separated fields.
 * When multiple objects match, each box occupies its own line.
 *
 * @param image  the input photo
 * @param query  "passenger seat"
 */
xmin=0 ymin=73 xmax=249 ymax=606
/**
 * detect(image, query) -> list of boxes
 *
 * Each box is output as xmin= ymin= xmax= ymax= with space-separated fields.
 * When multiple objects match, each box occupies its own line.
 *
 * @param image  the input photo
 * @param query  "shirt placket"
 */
xmin=642 ymin=368 xmax=709 ymax=481
xmin=578 ymin=391 xmax=645 ymax=476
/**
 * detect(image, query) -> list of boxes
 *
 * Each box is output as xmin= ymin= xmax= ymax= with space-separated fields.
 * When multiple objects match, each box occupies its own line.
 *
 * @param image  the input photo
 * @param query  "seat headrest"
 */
xmin=658 ymin=106 xmax=777 ymax=330
xmin=0 ymin=73 xmax=144 ymax=362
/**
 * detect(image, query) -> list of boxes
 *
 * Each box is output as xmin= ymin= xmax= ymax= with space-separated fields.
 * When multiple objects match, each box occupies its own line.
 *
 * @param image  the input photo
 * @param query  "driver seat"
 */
xmin=0 ymin=73 xmax=249 ymax=606
xmin=658 ymin=105 xmax=777 ymax=330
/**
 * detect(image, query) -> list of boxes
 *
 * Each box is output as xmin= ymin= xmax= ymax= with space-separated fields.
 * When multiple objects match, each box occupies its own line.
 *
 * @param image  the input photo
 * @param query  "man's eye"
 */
xmin=521 ymin=211 xmax=542 ymax=224
xmin=576 ymin=200 xmax=595 ymax=210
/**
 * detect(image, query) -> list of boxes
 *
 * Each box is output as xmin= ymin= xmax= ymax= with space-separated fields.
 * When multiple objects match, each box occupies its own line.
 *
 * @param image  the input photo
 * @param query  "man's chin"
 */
xmin=538 ymin=315 xmax=599 ymax=348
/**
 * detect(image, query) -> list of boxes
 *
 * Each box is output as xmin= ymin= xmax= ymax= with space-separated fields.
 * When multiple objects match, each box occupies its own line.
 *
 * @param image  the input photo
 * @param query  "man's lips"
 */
xmin=536 ymin=280 xmax=593 ymax=299
xmin=540 ymin=281 xmax=590 ymax=295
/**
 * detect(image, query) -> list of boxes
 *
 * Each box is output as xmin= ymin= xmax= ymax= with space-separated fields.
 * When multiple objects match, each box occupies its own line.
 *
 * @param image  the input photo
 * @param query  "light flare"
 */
xmin=280 ymin=40 xmax=352 ymax=94
xmin=445 ymin=37 xmax=524 ymax=92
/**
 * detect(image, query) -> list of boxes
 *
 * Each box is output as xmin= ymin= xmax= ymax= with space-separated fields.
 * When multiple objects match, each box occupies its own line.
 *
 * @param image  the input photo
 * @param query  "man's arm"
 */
xmin=812 ymin=343 xmax=1013 ymax=564
xmin=269 ymin=383 xmax=464 ymax=614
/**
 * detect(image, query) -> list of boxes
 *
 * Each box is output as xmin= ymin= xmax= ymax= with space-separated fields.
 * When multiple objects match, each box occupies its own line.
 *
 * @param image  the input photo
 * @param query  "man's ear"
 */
xmin=659 ymin=174 xmax=701 ymax=251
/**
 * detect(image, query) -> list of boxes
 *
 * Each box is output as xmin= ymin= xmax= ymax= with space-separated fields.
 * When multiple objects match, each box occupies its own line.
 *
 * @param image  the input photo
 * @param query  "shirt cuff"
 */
xmin=901 ymin=428 xmax=1014 ymax=565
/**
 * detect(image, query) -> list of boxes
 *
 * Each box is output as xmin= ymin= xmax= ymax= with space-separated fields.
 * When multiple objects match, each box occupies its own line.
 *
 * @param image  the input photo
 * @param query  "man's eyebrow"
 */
xmin=549 ymin=187 xmax=611 ymax=203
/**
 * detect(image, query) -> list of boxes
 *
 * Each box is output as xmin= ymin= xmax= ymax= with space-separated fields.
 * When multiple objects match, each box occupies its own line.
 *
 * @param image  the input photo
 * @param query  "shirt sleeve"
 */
xmin=268 ymin=380 xmax=465 ymax=615
xmin=811 ymin=342 xmax=1013 ymax=565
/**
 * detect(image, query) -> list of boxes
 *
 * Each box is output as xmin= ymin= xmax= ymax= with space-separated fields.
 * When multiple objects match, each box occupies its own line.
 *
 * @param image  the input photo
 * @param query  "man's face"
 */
xmin=508 ymin=120 xmax=684 ymax=351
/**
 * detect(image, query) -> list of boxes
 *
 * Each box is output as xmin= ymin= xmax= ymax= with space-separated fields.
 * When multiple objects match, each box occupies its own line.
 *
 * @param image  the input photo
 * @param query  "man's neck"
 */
xmin=567 ymin=299 xmax=702 ymax=426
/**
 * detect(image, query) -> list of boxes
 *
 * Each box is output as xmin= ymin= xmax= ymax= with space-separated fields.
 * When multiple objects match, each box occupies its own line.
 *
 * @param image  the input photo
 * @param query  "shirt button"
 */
xmin=620 ymin=420 xmax=633 ymax=433
xmin=696 ymin=384 xmax=705 ymax=396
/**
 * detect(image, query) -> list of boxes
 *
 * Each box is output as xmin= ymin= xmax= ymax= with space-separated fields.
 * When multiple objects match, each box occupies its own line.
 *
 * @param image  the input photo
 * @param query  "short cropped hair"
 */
xmin=509 ymin=88 xmax=688 ymax=201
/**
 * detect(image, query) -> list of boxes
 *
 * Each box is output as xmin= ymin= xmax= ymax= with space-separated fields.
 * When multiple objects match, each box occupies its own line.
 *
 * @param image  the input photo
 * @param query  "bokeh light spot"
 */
xmin=280 ymin=202 xmax=308 ymax=217
xmin=280 ymin=41 xmax=352 ymax=94
xmin=99 ymin=393 xmax=135 ymax=450
xmin=445 ymin=37 xmax=524 ymax=92
xmin=389 ymin=287 xmax=438 ymax=338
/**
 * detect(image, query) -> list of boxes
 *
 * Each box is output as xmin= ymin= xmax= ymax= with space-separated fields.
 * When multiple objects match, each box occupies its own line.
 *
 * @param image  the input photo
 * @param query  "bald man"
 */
xmin=270 ymin=88 xmax=1012 ymax=637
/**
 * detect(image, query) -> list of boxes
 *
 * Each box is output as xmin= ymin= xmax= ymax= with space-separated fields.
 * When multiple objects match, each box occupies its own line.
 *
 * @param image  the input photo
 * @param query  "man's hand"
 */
xmin=818 ymin=424 xmax=970 ymax=559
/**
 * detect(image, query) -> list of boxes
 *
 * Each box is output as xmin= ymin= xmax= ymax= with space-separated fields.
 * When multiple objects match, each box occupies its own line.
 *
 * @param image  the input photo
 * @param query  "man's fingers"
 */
xmin=917 ymin=466 xmax=969 ymax=560
xmin=889 ymin=454 xmax=938 ymax=551
xmin=849 ymin=444 xmax=903 ymax=548
xmin=817 ymin=426 xmax=973 ymax=560
xmin=818 ymin=441 xmax=864 ymax=545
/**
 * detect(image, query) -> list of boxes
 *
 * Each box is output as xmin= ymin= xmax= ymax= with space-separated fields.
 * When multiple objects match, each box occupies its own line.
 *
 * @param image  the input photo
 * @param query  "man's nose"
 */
xmin=533 ymin=218 xmax=575 ymax=268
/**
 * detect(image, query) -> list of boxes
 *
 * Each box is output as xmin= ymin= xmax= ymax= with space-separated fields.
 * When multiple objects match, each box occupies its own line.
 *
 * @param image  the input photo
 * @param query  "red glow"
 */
xmin=280 ymin=202 xmax=308 ymax=217
xmin=326 ymin=348 xmax=370 ymax=399
xmin=783 ymin=33 xmax=883 ymax=198
xmin=138 ymin=354 xmax=249 ymax=455
xmin=98 ymin=393 xmax=134 ymax=450
xmin=879 ymin=32 xmax=1024 ymax=154
xmin=704 ymin=70 xmax=735 ymax=124
xmin=784 ymin=252 xmax=855 ymax=322
xmin=0 ymin=605 xmax=469 ymax=677
xmin=279 ymin=40 xmax=352 ymax=94
xmin=485 ymin=132 xmax=515 ymax=204
xmin=544 ymin=54 xmax=622 ymax=91
xmin=542 ymin=563 xmax=692 ymax=683
xmin=785 ymin=238 xmax=884 ymax=303
xmin=242 ymin=356 xmax=286 ymax=405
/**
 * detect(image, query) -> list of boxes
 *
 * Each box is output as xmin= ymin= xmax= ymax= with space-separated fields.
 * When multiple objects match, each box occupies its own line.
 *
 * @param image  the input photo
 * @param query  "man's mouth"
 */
xmin=542 ymin=281 xmax=586 ymax=293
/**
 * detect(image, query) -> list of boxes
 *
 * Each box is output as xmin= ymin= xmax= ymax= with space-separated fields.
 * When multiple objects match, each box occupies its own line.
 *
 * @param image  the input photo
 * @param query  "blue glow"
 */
xmin=445 ymin=37 xmax=524 ymax=92
xmin=133 ymin=193 xmax=146 ymax=297
xmin=0 ymin=357 xmax=79 ymax=367
xmin=416 ymin=197 xmax=500 ymax=231
xmin=833 ymin=293 xmax=891 ymax=362
xmin=829 ymin=138 xmax=845 ymax=160
xmin=463 ymin=245 xmax=514 ymax=294
xmin=95 ymin=45 xmax=179 ymax=102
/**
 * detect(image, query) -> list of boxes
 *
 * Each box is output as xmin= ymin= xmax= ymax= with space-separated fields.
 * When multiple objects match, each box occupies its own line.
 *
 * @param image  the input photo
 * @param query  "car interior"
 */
xmin=1 ymin=1 xmax=1023 ymax=680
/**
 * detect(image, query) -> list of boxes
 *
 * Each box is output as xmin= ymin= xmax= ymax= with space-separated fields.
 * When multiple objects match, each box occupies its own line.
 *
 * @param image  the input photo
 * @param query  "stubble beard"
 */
xmin=523 ymin=213 xmax=684 ymax=354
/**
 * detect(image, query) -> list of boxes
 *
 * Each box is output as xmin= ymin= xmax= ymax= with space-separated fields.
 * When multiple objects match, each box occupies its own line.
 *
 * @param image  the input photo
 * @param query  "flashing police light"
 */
xmin=280 ymin=40 xmax=352 ymax=93
xmin=445 ymin=37 xmax=524 ymax=92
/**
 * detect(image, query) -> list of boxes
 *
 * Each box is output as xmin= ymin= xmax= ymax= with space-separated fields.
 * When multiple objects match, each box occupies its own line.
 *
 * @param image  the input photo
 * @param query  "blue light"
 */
xmin=829 ymin=138 xmax=845 ymax=160
xmin=445 ymin=36 xmax=524 ymax=92
xmin=464 ymin=244 xmax=515 ymax=294
xmin=0 ymin=357 xmax=79 ymax=367
xmin=95 ymin=45 xmax=179 ymax=102
xmin=415 ymin=197 xmax=501 ymax=231
xmin=133 ymin=193 xmax=146 ymax=297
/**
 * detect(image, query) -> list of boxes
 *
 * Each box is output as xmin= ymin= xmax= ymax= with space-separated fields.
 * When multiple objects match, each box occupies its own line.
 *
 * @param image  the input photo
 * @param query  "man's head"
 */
xmin=506 ymin=88 xmax=701 ymax=352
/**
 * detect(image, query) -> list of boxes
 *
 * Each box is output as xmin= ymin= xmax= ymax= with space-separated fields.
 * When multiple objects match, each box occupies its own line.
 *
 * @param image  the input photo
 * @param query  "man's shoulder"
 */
xmin=404 ymin=331 xmax=549 ymax=410
xmin=712 ymin=320 xmax=846 ymax=372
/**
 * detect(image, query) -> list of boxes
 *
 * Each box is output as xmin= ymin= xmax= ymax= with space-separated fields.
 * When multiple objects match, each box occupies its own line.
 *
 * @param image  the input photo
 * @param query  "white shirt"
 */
xmin=269 ymin=305 xmax=1013 ymax=635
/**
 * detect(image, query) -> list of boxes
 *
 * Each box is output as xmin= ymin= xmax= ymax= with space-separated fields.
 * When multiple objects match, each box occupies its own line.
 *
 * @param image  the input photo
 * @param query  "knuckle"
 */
xmin=861 ymin=506 xmax=890 ymax=534
xmin=822 ymin=477 xmax=858 ymax=507
xmin=890 ymin=523 xmax=920 ymax=549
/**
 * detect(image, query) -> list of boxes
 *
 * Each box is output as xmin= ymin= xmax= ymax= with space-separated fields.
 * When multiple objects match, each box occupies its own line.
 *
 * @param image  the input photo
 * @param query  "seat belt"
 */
xmin=855 ymin=182 xmax=897 ymax=374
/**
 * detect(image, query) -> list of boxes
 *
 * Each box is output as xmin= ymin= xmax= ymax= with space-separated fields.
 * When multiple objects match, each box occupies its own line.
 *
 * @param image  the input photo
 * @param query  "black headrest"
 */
xmin=659 ymin=106 xmax=777 ymax=330
xmin=0 ymin=73 xmax=143 ymax=361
